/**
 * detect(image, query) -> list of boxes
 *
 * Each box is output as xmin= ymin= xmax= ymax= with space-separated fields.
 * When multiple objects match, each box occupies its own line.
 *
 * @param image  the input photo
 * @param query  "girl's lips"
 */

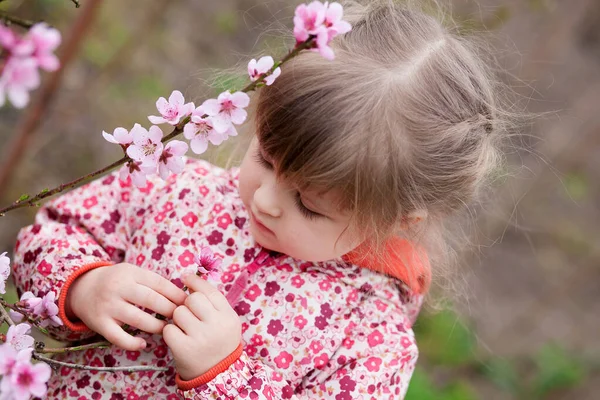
xmin=251 ymin=211 xmax=275 ymax=236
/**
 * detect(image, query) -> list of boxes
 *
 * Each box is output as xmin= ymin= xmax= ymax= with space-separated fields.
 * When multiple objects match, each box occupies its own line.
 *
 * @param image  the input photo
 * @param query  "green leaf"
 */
xmin=532 ymin=343 xmax=587 ymax=398
xmin=17 ymin=194 xmax=30 ymax=202
xmin=413 ymin=309 xmax=476 ymax=366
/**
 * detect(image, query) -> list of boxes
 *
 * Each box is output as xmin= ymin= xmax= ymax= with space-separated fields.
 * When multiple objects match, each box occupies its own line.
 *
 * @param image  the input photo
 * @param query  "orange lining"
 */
xmin=57 ymin=261 xmax=114 ymax=332
xmin=342 ymin=238 xmax=431 ymax=294
xmin=176 ymin=342 xmax=244 ymax=390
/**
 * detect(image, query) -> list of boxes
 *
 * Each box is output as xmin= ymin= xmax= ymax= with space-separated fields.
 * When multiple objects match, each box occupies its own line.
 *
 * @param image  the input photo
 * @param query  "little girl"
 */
xmin=12 ymin=1 xmax=504 ymax=398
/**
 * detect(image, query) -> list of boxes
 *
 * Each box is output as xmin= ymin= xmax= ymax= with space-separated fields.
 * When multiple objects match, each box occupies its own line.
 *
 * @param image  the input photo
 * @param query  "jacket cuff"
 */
xmin=57 ymin=261 xmax=114 ymax=332
xmin=176 ymin=342 xmax=244 ymax=390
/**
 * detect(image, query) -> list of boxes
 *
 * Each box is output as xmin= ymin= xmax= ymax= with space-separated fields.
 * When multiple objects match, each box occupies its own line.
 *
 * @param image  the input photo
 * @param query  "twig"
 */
xmin=35 ymin=340 xmax=112 ymax=353
xmin=32 ymin=353 xmax=169 ymax=372
xmin=0 ymin=12 xmax=36 ymax=29
xmin=70 ymin=0 xmax=81 ymax=8
xmin=0 ymin=0 xmax=103 ymax=205
xmin=0 ymin=300 xmax=15 ymax=326
xmin=0 ymin=37 xmax=315 ymax=216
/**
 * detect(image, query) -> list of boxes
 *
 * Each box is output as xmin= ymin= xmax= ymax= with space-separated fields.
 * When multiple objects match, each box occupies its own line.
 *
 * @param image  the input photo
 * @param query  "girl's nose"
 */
xmin=253 ymin=183 xmax=282 ymax=218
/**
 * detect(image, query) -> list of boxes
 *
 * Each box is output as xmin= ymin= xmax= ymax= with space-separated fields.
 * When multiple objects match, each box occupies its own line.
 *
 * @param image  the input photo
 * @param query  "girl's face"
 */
xmin=238 ymin=138 xmax=361 ymax=262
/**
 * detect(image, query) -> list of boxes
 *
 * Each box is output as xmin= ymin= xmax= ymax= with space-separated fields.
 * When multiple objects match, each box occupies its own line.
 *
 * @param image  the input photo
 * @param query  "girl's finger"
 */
xmin=162 ymin=323 xmax=187 ymax=351
xmin=136 ymin=269 xmax=188 ymax=306
xmin=114 ymin=303 xmax=167 ymax=334
xmin=184 ymin=291 xmax=217 ymax=322
xmin=125 ymin=284 xmax=179 ymax=318
xmin=183 ymin=274 xmax=229 ymax=311
xmin=99 ymin=318 xmax=146 ymax=351
xmin=172 ymin=305 xmax=202 ymax=335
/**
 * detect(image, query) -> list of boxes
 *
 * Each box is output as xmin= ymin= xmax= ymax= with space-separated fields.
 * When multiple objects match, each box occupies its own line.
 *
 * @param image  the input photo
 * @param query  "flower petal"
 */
xmin=148 ymin=115 xmax=166 ymax=125
xmin=230 ymin=91 xmax=250 ymax=108
xmin=229 ymin=107 xmax=248 ymax=125
xmin=156 ymin=97 xmax=168 ymax=113
xmin=168 ymin=90 xmax=185 ymax=106
xmin=126 ymin=146 xmax=144 ymax=162
xmin=148 ymin=125 xmax=164 ymax=143
xmin=201 ymin=98 xmax=220 ymax=116
xmin=113 ymin=127 xmax=132 ymax=144
xmin=248 ymin=59 xmax=257 ymax=79
xmin=166 ymin=140 xmax=188 ymax=156
xmin=190 ymin=137 xmax=208 ymax=154
xmin=265 ymin=67 xmax=281 ymax=86
xmin=256 ymin=56 xmax=274 ymax=73
xmin=183 ymin=123 xmax=198 ymax=140
xmin=102 ymin=131 xmax=118 ymax=144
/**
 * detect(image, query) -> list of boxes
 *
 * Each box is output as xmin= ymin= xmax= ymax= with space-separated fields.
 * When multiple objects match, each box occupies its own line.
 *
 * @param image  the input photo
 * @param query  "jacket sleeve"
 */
xmin=177 ymin=330 xmax=419 ymax=399
xmin=11 ymin=168 xmax=165 ymax=343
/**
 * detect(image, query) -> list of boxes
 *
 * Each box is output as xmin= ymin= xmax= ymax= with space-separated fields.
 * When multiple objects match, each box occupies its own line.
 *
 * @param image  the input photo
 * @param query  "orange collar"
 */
xmin=342 ymin=238 xmax=431 ymax=294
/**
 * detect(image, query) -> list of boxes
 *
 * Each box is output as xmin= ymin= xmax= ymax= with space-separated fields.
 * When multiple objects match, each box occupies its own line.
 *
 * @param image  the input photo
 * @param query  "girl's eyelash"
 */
xmin=254 ymin=151 xmax=273 ymax=170
xmin=295 ymin=192 xmax=322 ymax=220
xmin=255 ymin=148 xmax=321 ymax=220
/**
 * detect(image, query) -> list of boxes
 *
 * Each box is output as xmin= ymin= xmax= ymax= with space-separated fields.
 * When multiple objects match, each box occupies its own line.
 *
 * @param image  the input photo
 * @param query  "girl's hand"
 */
xmin=66 ymin=262 xmax=187 ymax=351
xmin=162 ymin=273 xmax=242 ymax=381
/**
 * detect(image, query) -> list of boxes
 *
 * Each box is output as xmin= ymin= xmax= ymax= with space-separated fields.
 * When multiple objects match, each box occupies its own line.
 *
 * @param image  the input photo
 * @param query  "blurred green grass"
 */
xmin=407 ymin=307 xmax=593 ymax=400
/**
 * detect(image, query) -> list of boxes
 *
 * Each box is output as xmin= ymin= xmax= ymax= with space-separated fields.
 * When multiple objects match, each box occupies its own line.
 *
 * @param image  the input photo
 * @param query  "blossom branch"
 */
xmin=32 ymin=353 xmax=169 ymax=372
xmin=0 ymin=12 xmax=36 ymax=29
xmin=34 ymin=340 xmax=112 ymax=354
xmin=0 ymin=37 xmax=316 ymax=217
xmin=0 ymin=298 xmax=50 ymax=335
xmin=0 ymin=298 xmax=15 ymax=326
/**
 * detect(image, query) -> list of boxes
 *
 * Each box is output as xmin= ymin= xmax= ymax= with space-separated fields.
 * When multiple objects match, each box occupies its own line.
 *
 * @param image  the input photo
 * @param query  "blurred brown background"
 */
xmin=0 ymin=0 xmax=598 ymax=399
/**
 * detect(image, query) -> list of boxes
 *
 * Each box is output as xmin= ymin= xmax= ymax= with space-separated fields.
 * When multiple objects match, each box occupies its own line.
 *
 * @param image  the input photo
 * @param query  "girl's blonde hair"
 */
xmin=250 ymin=0 xmax=512 ymax=290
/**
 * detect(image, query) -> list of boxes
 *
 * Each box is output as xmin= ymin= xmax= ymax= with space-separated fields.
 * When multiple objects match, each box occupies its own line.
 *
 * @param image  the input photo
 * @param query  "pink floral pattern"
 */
xmin=12 ymin=159 xmax=423 ymax=399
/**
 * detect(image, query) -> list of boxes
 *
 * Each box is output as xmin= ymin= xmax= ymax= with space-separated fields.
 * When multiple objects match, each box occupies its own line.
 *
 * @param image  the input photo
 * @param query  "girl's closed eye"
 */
xmin=254 ymin=149 xmax=273 ymax=170
xmin=294 ymin=192 xmax=323 ymax=220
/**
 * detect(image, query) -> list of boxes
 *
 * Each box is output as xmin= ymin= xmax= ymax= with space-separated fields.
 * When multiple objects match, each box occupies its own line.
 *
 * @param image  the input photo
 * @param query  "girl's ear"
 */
xmin=400 ymin=209 xmax=428 ymax=230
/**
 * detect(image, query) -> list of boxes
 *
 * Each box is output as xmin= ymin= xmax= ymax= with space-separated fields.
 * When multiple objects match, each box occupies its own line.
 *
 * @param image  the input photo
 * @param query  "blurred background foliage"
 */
xmin=1 ymin=0 xmax=599 ymax=399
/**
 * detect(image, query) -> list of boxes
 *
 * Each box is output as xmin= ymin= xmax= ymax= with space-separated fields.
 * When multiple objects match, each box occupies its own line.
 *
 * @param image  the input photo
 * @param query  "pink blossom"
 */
xmin=0 ymin=25 xmax=17 ymax=49
xmin=324 ymin=3 xmax=352 ymax=35
xmin=119 ymin=161 xmax=156 ymax=188
xmin=0 ymin=252 xmax=10 ymax=294
xmin=293 ymin=1 xmax=326 ymax=43
xmin=102 ymin=127 xmax=133 ymax=145
xmin=36 ymin=291 xmax=63 ymax=328
xmin=4 ymin=349 xmax=52 ymax=400
xmin=183 ymin=107 xmax=233 ymax=155
xmin=16 ymin=23 xmax=61 ymax=72
xmin=201 ymin=91 xmax=250 ymax=134
xmin=148 ymin=90 xmax=194 ymax=126
xmin=0 ymin=57 xmax=41 ymax=109
xmin=158 ymin=140 xmax=188 ymax=180
xmin=6 ymin=324 xmax=35 ymax=352
xmin=9 ymin=291 xmax=42 ymax=323
xmin=194 ymin=246 xmax=222 ymax=282
xmin=293 ymin=1 xmax=351 ymax=60
xmin=0 ymin=344 xmax=27 ymax=376
xmin=126 ymin=124 xmax=164 ymax=167
xmin=247 ymin=56 xmax=281 ymax=86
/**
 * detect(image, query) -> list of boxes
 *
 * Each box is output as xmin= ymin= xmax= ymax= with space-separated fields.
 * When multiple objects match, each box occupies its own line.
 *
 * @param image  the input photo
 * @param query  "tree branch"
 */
xmin=0 ymin=37 xmax=315 ymax=216
xmin=0 ymin=12 xmax=36 ymax=29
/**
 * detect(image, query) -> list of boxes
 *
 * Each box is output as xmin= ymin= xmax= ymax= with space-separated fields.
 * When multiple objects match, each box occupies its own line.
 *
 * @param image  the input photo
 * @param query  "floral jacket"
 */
xmin=12 ymin=159 xmax=424 ymax=399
